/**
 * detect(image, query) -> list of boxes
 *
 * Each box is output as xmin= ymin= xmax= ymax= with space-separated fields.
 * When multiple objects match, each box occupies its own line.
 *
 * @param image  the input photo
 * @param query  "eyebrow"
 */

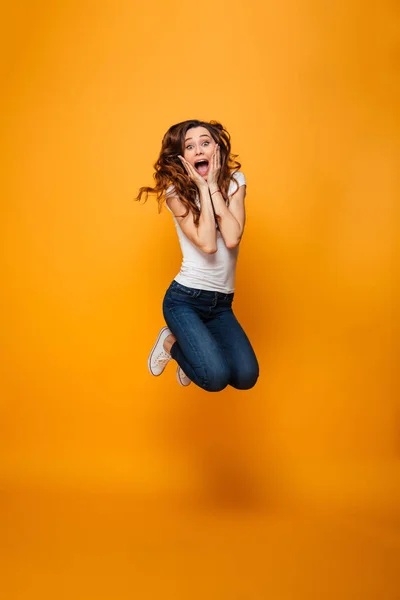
xmin=184 ymin=134 xmax=211 ymax=142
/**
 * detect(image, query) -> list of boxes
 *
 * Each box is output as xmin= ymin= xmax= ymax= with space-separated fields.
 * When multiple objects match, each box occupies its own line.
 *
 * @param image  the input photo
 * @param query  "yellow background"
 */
xmin=1 ymin=1 xmax=399 ymax=598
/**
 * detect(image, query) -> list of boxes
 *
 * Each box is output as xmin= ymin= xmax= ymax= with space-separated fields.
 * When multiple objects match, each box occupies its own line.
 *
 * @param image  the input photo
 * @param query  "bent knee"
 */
xmin=231 ymin=368 xmax=259 ymax=390
xmin=204 ymin=380 xmax=229 ymax=392
xmin=202 ymin=366 xmax=231 ymax=393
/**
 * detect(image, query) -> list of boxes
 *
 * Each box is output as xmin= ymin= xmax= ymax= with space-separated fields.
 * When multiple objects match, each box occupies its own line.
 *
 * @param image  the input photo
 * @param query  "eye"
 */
xmin=186 ymin=144 xmax=193 ymax=150
xmin=203 ymin=141 xmax=210 ymax=146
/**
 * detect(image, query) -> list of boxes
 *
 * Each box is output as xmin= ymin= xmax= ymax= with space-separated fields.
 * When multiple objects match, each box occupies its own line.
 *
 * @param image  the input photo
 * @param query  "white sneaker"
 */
xmin=176 ymin=365 xmax=191 ymax=387
xmin=148 ymin=326 xmax=173 ymax=376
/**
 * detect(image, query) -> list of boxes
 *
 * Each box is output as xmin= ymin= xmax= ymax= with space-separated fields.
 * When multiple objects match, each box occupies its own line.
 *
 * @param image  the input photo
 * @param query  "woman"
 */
xmin=136 ymin=119 xmax=259 ymax=392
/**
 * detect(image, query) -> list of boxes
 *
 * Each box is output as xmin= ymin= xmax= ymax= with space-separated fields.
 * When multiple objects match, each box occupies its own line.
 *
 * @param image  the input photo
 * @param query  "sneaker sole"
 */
xmin=148 ymin=326 xmax=170 ymax=376
xmin=176 ymin=366 xmax=191 ymax=386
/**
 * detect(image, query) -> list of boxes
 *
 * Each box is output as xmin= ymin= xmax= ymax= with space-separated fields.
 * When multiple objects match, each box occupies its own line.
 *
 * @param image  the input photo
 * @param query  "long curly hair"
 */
xmin=134 ymin=119 xmax=241 ymax=225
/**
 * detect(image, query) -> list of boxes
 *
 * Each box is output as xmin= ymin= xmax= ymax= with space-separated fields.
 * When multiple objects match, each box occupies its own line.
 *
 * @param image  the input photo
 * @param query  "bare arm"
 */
xmin=206 ymin=146 xmax=246 ymax=248
xmin=208 ymin=183 xmax=246 ymax=249
xmin=166 ymin=184 xmax=218 ymax=254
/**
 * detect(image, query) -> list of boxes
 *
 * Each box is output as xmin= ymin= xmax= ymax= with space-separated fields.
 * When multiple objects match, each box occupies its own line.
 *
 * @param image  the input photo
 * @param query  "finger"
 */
xmin=213 ymin=145 xmax=217 ymax=164
xmin=179 ymin=157 xmax=202 ymax=181
xmin=216 ymin=145 xmax=221 ymax=169
xmin=185 ymin=162 xmax=197 ymax=176
xmin=212 ymin=145 xmax=218 ymax=166
xmin=178 ymin=155 xmax=190 ymax=174
xmin=208 ymin=156 xmax=214 ymax=177
xmin=209 ymin=150 xmax=213 ymax=170
xmin=180 ymin=156 xmax=192 ymax=171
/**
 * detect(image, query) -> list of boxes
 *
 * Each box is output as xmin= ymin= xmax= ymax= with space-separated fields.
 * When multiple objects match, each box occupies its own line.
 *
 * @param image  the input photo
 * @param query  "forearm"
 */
xmin=208 ymin=186 xmax=241 ymax=248
xmin=196 ymin=185 xmax=217 ymax=252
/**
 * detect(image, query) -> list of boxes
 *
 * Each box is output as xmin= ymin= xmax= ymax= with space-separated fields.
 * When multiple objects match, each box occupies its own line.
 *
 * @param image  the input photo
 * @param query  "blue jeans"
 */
xmin=162 ymin=280 xmax=259 ymax=392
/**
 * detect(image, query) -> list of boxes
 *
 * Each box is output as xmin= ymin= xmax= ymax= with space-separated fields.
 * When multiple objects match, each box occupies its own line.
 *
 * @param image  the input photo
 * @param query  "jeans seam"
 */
xmin=166 ymin=306 xmax=209 ymax=388
xmin=170 ymin=292 xmax=195 ymax=299
xmin=170 ymin=283 xmax=199 ymax=299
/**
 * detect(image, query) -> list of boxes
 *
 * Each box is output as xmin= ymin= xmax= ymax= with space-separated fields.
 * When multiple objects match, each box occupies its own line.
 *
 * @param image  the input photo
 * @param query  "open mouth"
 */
xmin=194 ymin=160 xmax=209 ymax=176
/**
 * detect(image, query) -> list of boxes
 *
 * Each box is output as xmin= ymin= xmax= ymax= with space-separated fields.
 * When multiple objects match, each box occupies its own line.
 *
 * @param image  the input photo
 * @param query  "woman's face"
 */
xmin=182 ymin=126 xmax=216 ymax=180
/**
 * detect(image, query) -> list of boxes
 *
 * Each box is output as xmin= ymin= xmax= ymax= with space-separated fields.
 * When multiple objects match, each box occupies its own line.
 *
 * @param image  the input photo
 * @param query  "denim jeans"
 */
xmin=162 ymin=279 xmax=259 ymax=392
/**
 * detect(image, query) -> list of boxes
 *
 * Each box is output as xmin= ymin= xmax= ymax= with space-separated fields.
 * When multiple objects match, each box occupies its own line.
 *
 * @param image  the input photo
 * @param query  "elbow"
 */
xmin=225 ymin=239 xmax=241 ymax=250
xmin=202 ymin=244 xmax=218 ymax=254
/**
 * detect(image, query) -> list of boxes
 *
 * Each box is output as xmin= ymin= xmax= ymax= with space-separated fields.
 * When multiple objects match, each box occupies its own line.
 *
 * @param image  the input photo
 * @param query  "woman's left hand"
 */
xmin=207 ymin=144 xmax=221 ymax=188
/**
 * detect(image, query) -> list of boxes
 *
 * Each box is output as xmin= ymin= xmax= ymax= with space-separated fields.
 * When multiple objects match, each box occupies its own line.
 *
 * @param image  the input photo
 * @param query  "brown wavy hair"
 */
xmin=134 ymin=119 xmax=241 ymax=225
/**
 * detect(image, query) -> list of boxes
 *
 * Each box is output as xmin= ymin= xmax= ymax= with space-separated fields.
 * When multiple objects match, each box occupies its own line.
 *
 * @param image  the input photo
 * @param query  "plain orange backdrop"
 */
xmin=0 ymin=5 xmax=399 ymax=594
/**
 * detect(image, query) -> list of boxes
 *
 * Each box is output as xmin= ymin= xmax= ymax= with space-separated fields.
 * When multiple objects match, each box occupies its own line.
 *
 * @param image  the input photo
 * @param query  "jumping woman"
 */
xmin=136 ymin=119 xmax=259 ymax=392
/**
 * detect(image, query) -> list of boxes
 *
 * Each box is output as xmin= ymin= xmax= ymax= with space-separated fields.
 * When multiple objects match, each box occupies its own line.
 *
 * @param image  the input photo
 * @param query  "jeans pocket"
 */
xmin=170 ymin=282 xmax=197 ymax=298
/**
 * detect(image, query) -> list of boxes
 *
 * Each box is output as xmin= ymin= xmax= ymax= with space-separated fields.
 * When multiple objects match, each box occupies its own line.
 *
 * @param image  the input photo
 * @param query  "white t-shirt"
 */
xmin=165 ymin=171 xmax=246 ymax=293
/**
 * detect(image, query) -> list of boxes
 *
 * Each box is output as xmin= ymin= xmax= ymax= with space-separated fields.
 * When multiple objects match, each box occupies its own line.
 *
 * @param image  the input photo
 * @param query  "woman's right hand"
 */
xmin=178 ymin=155 xmax=208 ymax=190
xmin=206 ymin=144 xmax=221 ymax=188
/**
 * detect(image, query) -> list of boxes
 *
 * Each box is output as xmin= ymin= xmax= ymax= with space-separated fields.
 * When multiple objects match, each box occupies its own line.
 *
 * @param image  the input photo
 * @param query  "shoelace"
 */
xmin=155 ymin=350 xmax=171 ymax=367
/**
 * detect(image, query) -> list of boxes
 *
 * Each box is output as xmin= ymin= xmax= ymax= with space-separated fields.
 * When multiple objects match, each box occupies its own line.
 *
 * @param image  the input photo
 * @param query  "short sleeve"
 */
xmin=232 ymin=171 xmax=246 ymax=187
xmin=229 ymin=171 xmax=246 ymax=195
xmin=165 ymin=184 xmax=176 ymax=199
xmin=165 ymin=184 xmax=176 ymax=213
